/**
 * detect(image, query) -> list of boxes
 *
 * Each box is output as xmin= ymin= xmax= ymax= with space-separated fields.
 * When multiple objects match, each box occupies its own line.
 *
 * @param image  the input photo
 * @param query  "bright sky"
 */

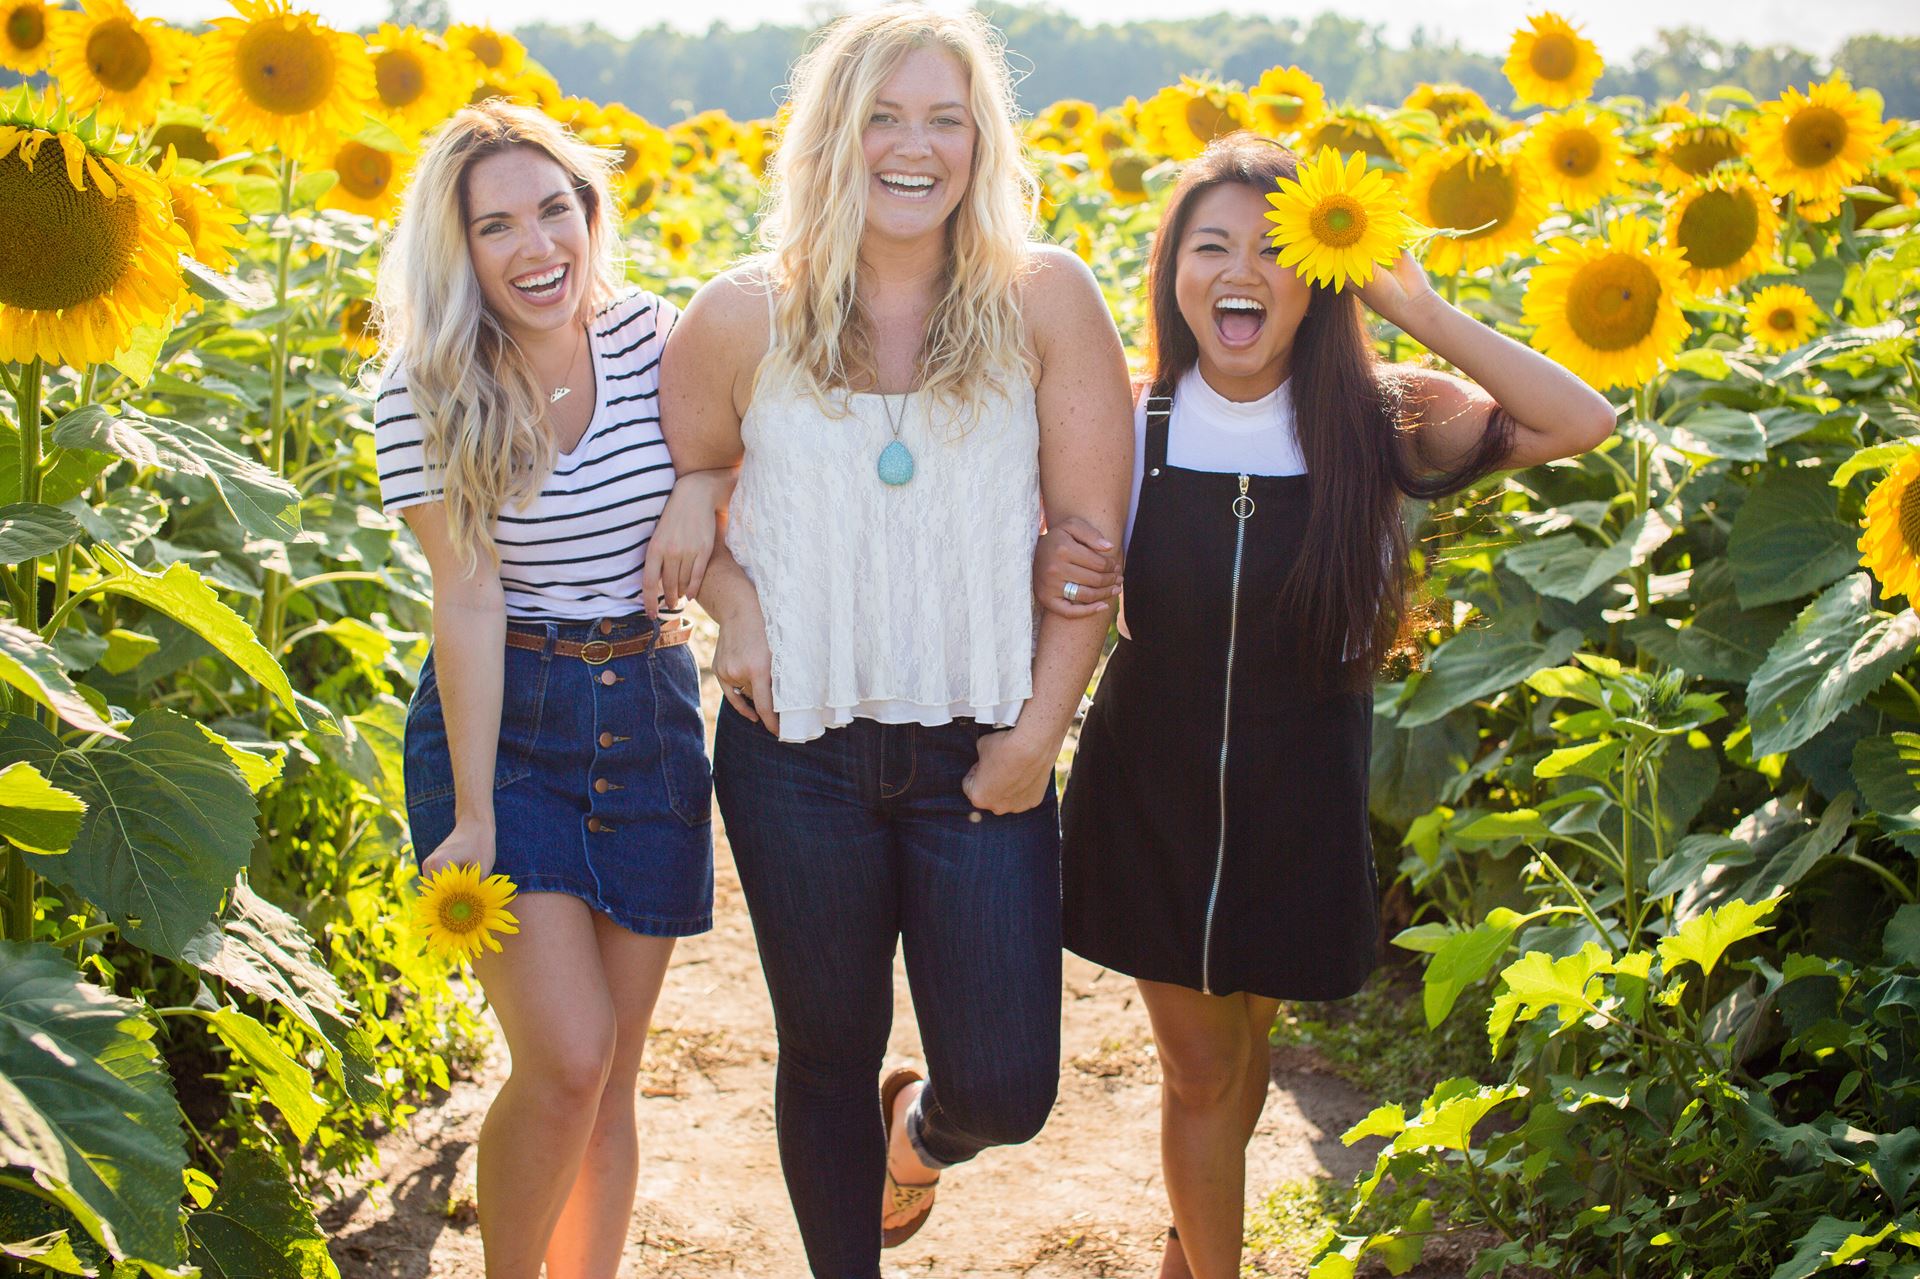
xmin=141 ymin=0 xmax=1920 ymax=60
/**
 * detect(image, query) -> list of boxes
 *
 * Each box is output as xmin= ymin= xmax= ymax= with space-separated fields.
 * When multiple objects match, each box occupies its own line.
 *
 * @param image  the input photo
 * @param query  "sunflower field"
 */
xmin=0 ymin=0 xmax=1918 ymax=1274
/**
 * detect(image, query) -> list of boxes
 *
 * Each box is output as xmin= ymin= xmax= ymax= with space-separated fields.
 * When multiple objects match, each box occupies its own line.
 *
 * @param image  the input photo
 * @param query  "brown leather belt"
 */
xmin=503 ymin=615 xmax=693 ymax=664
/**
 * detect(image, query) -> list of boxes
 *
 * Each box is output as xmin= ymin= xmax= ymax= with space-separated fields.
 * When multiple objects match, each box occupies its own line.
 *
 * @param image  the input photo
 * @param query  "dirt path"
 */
xmin=324 ymin=628 xmax=1385 ymax=1278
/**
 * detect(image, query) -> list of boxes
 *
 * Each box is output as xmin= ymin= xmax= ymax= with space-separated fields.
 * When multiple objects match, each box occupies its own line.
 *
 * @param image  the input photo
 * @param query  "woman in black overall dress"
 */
xmin=1037 ymin=135 xmax=1618 ymax=1279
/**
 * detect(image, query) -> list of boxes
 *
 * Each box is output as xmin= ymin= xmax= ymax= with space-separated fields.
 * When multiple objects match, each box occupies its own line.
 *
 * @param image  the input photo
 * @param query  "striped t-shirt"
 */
xmin=373 ymin=288 xmax=678 ymax=619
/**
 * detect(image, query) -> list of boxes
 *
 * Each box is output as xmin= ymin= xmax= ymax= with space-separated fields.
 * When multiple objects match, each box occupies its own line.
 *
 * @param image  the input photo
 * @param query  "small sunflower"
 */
xmin=1861 ymin=452 xmax=1920 ymax=605
xmin=147 ymin=113 xmax=225 ymax=164
xmin=1265 ymin=147 xmax=1414 ymax=292
xmin=589 ymin=102 xmax=672 ymax=207
xmin=1664 ymin=174 xmax=1780 ymax=294
xmin=467 ymin=67 xmax=536 ymax=109
xmin=657 ymin=213 xmax=697 ymax=262
xmin=366 ymin=23 xmax=466 ymax=139
xmin=1299 ymin=107 xmax=1403 ymax=165
xmin=0 ymin=0 xmax=56 ymax=73
xmin=338 ymin=295 xmax=377 ymax=358
xmin=193 ymin=0 xmax=374 ymax=158
xmin=1033 ymin=98 xmax=1095 ymax=148
xmin=0 ymin=101 xmax=190 ymax=367
xmin=1749 ymin=76 xmax=1892 ymax=207
xmin=1505 ymin=12 xmax=1603 ymax=109
xmin=1743 ymin=283 xmax=1820 ymax=352
xmin=1250 ymin=65 xmax=1326 ymax=136
xmin=1653 ymin=119 xmax=1744 ymax=191
xmin=1403 ymin=82 xmax=1489 ymax=127
xmin=155 ymin=147 xmax=246 ymax=271
xmin=1444 ymin=109 xmax=1516 ymax=146
xmin=1406 ymin=142 xmax=1545 ymax=275
xmin=445 ymin=22 xmax=523 ymax=78
xmin=312 ymin=136 xmax=410 ymax=221
xmin=1137 ymin=76 xmax=1249 ymax=161
xmin=1086 ymin=112 xmax=1137 ymax=167
xmin=1097 ymin=148 xmax=1153 ymax=204
xmin=1522 ymin=216 xmax=1693 ymax=390
xmin=49 ymin=0 xmax=187 ymax=127
xmin=1523 ymin=108 xmax=1631 ymax=211
xmin=413 ymin=862 xmax=519 ymax=964
xmin=733 ymin=116 xmax=778 ymax=178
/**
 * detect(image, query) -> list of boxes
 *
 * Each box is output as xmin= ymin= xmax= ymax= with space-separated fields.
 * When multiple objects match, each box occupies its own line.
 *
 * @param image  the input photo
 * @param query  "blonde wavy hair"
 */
xmin=757 ymin=4 xmax=1037 ymax=413
xmin=373 ymin=101 xmax=623 ymax=571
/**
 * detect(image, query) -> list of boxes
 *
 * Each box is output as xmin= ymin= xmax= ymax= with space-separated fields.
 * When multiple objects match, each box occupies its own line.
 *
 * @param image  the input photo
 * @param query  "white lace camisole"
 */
xmin=727 ymin=365 xmax=1043 ymax=744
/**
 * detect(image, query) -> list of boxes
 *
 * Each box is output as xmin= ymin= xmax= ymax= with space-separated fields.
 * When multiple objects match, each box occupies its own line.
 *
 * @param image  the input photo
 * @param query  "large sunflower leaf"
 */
xmin=0 ymin=620 xmax=123 ymax=739
xmin=184 ymin=1147 xmax=337 ymax=1279
xmin=205 ymin=1010 xmax=323 ymax=1145
xmin=1394 ymin=615 xmax=1583 ymax=729
xmin=1728 ymin=468 xmax=1859 ymax=608
xmin=1747 ymin=574 xmax=1920 ymax=756
xmin=1501 ymin=508 xmax=1676 ymax=603
xmin=0 ymin=503 xmax=83 ymax=564
xmin=1853 ymin=732 xmax=1920 ymax=855
xmin=0 ymin=760 xmax=85 ymax=854
xmin=49 ymin=406 xmax=299 ymax=541
xmin=0 ymin=710 xmax=256 ymax=962
xmin=0 ymin=941 xmax=186 ymax=1267
xmin=0 ymin=418 xmax=115 ymax=508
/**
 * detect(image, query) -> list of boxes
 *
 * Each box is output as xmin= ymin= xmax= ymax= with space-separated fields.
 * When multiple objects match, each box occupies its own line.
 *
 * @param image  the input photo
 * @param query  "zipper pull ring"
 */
xmin=1232 ymin=474 xmax=1255 ymax=520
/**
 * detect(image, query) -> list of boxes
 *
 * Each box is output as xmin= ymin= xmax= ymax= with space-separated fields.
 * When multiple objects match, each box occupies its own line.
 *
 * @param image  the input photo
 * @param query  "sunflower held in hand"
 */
xmin=415 ymin=862 xmax=520 ymax=964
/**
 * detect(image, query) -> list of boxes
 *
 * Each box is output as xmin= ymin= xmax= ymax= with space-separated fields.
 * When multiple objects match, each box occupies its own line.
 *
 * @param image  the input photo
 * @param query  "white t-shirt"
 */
xmin=1124 ymin=367 xmax=1304 ymax=549
xmin=373 ymin=288 xmax=678 ymax=619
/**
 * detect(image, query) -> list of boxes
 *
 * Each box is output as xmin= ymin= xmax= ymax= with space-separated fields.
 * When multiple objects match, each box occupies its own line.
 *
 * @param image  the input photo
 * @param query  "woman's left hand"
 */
xmin=642 ymin=471 xmax=729 ymax=617
xmin=1356 ymin=250 xmax=1443 ymax=331
xmin=962 ymin=728 xmax=1054 ymax=816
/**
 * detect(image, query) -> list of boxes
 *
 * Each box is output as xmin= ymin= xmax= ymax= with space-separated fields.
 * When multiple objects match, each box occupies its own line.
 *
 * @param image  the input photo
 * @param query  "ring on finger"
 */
xmin=1062 ymin=580 xmax=1081 ymax=602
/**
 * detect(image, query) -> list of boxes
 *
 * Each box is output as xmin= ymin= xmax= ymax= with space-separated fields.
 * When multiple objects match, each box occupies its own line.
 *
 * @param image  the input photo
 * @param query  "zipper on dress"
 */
xmin=1202 ymin=474 xmax=1255 ymax=995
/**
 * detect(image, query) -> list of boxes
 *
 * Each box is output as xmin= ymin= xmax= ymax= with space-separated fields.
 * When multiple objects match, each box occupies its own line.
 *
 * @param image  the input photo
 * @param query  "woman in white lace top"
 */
xmin=655 ymin=6 xmax=1131 ymax=1274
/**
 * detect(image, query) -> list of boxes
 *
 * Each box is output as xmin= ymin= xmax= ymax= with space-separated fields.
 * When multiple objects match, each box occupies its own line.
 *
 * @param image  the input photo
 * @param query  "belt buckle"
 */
xmin=579 ymin=639 xmax=615 ymax=665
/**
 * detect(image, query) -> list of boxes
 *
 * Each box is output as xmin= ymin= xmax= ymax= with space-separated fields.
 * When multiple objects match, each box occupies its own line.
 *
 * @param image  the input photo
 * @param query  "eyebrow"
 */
xmin=874 ymin=98 xmax=970 ymax=112
xmin=469 ymin=188 xmax=571 ymax=225
xmin=1190 ymin=225 xmax=1231 ymax=238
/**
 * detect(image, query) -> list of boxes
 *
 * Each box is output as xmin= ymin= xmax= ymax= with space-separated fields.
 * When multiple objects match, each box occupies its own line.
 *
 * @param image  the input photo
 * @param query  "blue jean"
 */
xmin=714 ymin=702 xmax=1062 ymax=1278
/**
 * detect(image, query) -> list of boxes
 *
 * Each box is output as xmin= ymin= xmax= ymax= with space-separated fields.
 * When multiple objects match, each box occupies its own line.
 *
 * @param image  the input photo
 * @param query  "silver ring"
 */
xmin=1063 ymin=581 xmax=1081 ymax=602
xmin=731 ymin=685 xmax=746 ymax=696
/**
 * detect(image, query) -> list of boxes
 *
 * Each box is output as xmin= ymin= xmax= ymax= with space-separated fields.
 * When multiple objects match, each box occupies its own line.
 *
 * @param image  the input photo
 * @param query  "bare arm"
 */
xmin=1359 ymin=251 xmax=1618 ymax=473
xmin=401 ymin=502 xmax=508 ymax=876
xmin=965 ymin=248 xmax=1134 ymax=814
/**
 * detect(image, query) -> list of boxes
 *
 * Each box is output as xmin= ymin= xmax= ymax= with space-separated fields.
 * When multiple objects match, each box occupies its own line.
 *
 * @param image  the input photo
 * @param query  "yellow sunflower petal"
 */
xmin=1521 ymin=216 xmax=1694 ymax=390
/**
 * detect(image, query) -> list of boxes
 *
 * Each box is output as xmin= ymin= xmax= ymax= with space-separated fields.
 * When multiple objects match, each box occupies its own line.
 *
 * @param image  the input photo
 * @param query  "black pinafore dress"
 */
xmin=1060 ymin=388 xmax=1379 ymax=1001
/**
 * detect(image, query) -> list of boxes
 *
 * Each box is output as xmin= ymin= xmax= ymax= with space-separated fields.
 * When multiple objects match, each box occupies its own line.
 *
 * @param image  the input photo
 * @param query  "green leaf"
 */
xmin=1885 ymin=903 xmax=1920 ymax=967
xmin=1629 ymin=596 xmax=1797 ymax=682
xmin=1658 ymin=897 xmax=1781 ymax=978
xmin=0 ymin=503 xmax=83 ymax=563
xmin=0 ymin=620 xmax=123 ymax=739
xmin=0 ymin=710 xmax=257 ymax=962
xmin=1369 ymin=705 xmax=1477 ymax=828
xmin=184 ymin=1147 xmax=339 ymax=1279
xmin=50 ymin=407 xmax=300 ymax=540
xmin=1771 ymin=1216 xmax=1871 ymax=1279
xmin=0 ymin=760 xmax=85 ymax=855
xmin=1668 ymin=407 xmax=1768 ymax=461
xmin=1 ymin=1228 xmax=93 ymax=1274
xmin=98 ymin=629 xmax=160 ymax=677
xmin=198 ymin=726 xmax=283 ymax=794
xmin=179 ymin=881 xmax=381 ymax=1107
xmin=1396 ymin=618 xmax=1583 ymax=728
xmin=0 ymin=417 xmax=115 ymax=507
xmin=1399 ymin=1084 xmax=1523 ymax=1153
xmin=1854 ymin=733 xmax=1920 ymax=855
xmin=1422 ymin=913 xmax=1519 ymax=1028
xmin=1834 ymin=441 xmax=1920 ymax=490
xmin=1535 ymin=738 xmax=1625 ymax=781
xmin=1497 ymin=944 xmax=1614 ymax=1028
xmin=0 ymin=941 xmax=186 ymax=1266
xmin=1868 ymin=1128 xmax=1920 ymax=1211
xmin=1729 ymin=469 xmax=1860 ymax=608
xmin=1748 ymin=575 xmax=1920 ymax=756
xmin=1502 ymin=508 xmax=1675 ymax=603
xmin=90 ymin=549 xmax=300 ymax=720
xmin=1455 ymin=809 xmax=1549 ymax=841
xmin=206 ymin=1009 xmax=323 ymax=1145
xmin=1341 ymin=1103 xmax=1406 ymax=1144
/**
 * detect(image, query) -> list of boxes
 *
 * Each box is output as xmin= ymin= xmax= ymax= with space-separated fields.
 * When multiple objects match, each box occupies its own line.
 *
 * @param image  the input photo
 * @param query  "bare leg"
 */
xmin=469 ymin=894 xmax=618 ymax=1279
xmin=1140 ymin=979 xmax=1275 ymax=1279
xmin=544 ymin=915 xmax=677 ymax=1279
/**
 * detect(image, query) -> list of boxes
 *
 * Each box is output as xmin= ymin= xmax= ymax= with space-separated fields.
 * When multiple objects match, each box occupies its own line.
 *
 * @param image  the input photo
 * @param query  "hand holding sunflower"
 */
xmin=1264 ymin=146 xmax=1415 ymax=293
xmin=1355 ymin=250 xmax=1442 ymax=330
xmin=415 ymin=857 xmax=520 ymax=965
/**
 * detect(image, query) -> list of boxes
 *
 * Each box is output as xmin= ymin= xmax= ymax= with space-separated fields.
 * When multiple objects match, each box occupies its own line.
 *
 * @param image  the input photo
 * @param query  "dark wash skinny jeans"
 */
xmin=714 ymin=702 xmax=1062 ymax=1278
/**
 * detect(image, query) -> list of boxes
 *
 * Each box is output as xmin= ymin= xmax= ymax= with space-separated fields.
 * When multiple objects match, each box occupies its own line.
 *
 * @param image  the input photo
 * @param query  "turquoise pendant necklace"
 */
xmin=876 ymin=391 xmax=915 ymax=486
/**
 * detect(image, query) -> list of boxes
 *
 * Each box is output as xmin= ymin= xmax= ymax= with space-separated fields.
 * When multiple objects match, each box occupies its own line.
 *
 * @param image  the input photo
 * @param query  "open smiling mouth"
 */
xmin=1214 ymin=296 xmax=1266 ymax=346
xmin=512 ymin=263 xmax=569 ymax=299
xmin=876 ymin=172 xmax=937 ymax=200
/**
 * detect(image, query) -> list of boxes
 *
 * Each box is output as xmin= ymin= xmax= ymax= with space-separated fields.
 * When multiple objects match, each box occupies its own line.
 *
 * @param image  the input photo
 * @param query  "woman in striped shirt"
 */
xmin=372 ymin=102 xmax=718 ymax=1279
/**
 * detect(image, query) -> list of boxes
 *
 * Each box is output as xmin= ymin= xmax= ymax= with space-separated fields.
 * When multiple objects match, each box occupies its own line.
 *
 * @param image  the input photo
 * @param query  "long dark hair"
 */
xmin=1145 ymin=133 xmax=1510 ymax=685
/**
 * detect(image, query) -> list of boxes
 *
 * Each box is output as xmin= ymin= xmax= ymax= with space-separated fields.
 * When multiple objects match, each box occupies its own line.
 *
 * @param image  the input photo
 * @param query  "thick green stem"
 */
xmin=1621 ymin=746 xmax=1639 ymax=943
xmin=259 ymin=160 xmax=298 ymax=662
xmin=7 ymin=358 xmax=44 ymax=944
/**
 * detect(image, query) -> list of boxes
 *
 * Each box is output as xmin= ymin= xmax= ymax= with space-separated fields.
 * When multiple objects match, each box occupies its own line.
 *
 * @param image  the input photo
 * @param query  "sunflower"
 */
xmin=1848 ymin=170 xmax=1918 ymax=228
xmin=338 ymin=295 xmax=377 ymax=358
xmin=0 ymin=105 xmax=189 ymax=367
xmin=1444 ymin=109 xmax=1516 ymax=146
xmin=365 ymin=23 xmax=466 ymax=139
xmin=1264 ymin=146 xmax=1413 ymax=292
xmin=733 ymin=116 xmax=778 ymax=178
xmin=589 ymin=102 xmax=672 ymax=206
xmin=445 ymin=22 xmax=523 ymax=78
xmin=1250 ymin=65 xmax=1326 ymax=137
xmin=1033 ymin=98 xmax=1095 ymax=149
xmin=657 ymin=213 xmax=697 ymax=261
xmin=466 ymin=67 xmax=536 ymax=109
xmin=1524 ymin=108 xmax=1630 ymax=210
xmin=147 ymin=113 xmax=224 ymax=164
xmin=1086 ymin=112 xmax=1138 ymax=167
xmin=413 ymin=862 xmax=519 ymax=964
xmin=1743 ymin=283 xmax=1820 ymax=352
xmin=1504 ymin=12 xmax=1603 ymax=109
xmin=1406 ymin=142 xmax=1544 ymax=275
xmin=1137 ymin=76 xmax=1249 ymax=161
xmin=1861 ymin=452 xmax=1920 ymax=605
xmin=1 ymin=0 xmax=57 ymax=73
xmin=1749 ymin=76 xmax=1892 ymax=207
xmin=49 ymin=0 xmax=186 ymax=127
xmin=1522 ymin=216 xmax=1692 ymax=390
xmin=193 ymin=0 xmax=374 ymax=158
xmin=1299 ymin=108 xmax=1403 ymax=165
xmin=154 ymin=146 xmax=245 ymax=271
xmin=312 ymin=136 xmax=410 ymax=221
xmin=1098 ymin=147 xmax=1153 ymax=204
xmin=1403 ymin=82 xmax=1488 ymax=127
xmin=1664 ymin=174 xmax=1779 ymax=293
xmin=1653 ymin=120 xmax=1743 ymax=191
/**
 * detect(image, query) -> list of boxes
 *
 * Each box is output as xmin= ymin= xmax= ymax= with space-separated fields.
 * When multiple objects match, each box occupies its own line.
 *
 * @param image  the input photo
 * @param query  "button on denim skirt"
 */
xmin=402 ymin=616 xmax=714 ymax=937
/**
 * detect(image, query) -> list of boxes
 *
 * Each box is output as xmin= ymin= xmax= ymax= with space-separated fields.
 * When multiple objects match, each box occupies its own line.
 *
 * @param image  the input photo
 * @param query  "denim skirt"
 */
xmin=402 ymin=615 xmax=714 ymax=937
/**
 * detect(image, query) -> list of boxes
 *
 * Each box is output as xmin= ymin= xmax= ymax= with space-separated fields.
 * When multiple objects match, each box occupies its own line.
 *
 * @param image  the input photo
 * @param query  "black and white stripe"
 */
xmin=372 ymin=288 xmax=681 ymax=620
